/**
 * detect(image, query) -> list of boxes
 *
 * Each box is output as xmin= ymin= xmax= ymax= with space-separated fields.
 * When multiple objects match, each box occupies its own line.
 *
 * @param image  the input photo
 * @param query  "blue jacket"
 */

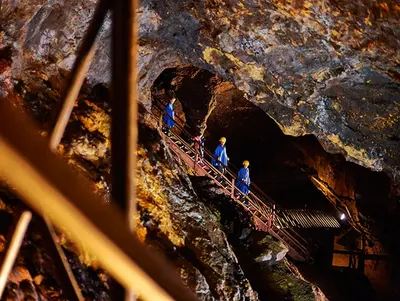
xmin=235 ymin=167 xmax=250 ymax=194
xmin=163 ymin=103 xmax=175 ymax=127
xmin=212 ymin=144 xmax=228 ymax=167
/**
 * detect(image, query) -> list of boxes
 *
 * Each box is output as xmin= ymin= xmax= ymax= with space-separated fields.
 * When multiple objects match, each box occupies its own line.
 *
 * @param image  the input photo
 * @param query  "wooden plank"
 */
xmin=0 ymin=101 xmax=196 ymax=301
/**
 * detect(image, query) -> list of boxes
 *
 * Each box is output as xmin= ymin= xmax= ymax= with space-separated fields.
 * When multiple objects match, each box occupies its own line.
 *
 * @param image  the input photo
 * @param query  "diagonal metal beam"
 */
xmin=0 ymin=99 xmax=196 ymax=301
xmin=49 ymin=0 xmax=110 ymax=149
xmin=0 ymin=211 xmax=32 ymax=297
xmin=37 ymin=1 xmax=111 ymax=299
xmin=36 ymin=216 xmax=84 ymax=301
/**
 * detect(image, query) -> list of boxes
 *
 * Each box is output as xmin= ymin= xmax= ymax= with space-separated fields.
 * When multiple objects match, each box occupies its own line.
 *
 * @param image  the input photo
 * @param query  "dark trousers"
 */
xmin=162 ymin=126 xmax=172 ymax=136
xmin=215 ymin=165 xmax=226 ymax=181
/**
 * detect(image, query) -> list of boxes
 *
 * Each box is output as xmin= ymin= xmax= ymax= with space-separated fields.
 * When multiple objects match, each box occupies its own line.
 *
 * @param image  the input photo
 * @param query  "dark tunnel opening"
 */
xmin=151 ymin=65 xmax=396 ymax=301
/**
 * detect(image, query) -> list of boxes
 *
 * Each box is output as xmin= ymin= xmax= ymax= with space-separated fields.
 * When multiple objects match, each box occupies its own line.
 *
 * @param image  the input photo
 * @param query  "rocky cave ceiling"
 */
xmin=1 ymin=0 xmax=400 ymax=179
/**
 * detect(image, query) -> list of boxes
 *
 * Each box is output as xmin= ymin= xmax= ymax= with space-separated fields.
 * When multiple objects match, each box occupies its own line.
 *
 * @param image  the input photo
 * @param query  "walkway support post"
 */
xmin=267 ymin=211 xmax=272 ymax=230
xmin=231 ymin=178 xmax=235 ymax=199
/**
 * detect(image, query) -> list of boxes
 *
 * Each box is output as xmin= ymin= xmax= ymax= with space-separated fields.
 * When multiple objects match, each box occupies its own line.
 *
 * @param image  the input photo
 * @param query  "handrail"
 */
xmin=151 ymin=99 xmax=311 ymax=257
xmin=155 ymin=115 xmax=274 ymax=222
xmin=186 ymin=134 xmax=309 ymax=256
xmin=168 ymin=131 xmax=272 ymax=221
xmin=152 ymin=108 xmax=311 ymax=259
xmin=152 ymin=99 xmax=311 ymax=232
xmin=152 ymin=100 xmax=281 ymax=209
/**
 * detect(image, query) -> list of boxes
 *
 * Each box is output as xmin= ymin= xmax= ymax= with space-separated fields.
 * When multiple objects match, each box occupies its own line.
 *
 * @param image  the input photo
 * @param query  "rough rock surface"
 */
xmin=0 ymin=78 xmax=326 ymax=300
xmin=190 ymin=176 xmax=327 ymax=301
xmin=0 ymin=0 xmax=399 ymax=299
xmin=151 ymin=63 xmax=398 ymax=299
xmin=1 ymin=0 xmax=399 ymax=178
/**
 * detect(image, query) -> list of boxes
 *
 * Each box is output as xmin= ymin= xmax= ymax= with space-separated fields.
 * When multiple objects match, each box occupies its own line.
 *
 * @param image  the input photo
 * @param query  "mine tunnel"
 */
xmin=151 ymin=65 xmax=394 ymax=301
xmin=2 ymin=1 xmax=400 ymax=300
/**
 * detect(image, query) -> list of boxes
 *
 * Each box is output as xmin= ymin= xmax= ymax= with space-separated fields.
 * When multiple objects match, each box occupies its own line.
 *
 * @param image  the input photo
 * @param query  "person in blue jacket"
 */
xmin=212 ymin=137 xmax=229 ymax=180
xmin=162 ymin=97 xmax=176 ymax=135
xmin=235 ymin=160 xmax=251 ymax=205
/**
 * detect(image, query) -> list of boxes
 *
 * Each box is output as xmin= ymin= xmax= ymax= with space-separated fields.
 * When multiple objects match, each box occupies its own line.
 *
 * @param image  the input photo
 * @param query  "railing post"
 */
xmin=231 ymin=178 xmax=235 ymax=199
xmin=267 ymin=211 xmax=272 ymax=230
xmin=194 ymin=152 xmax=198 ymax=175
xmin=273 ymin=204 xmax=276 ymax=224
xmin=267 ymin=205 xmax=276 ymax=230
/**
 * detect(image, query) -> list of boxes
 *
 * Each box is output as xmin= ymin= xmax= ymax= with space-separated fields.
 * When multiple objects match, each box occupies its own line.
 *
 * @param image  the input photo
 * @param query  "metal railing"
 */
xmin=152 ymin=102 xmax=311 ymax=261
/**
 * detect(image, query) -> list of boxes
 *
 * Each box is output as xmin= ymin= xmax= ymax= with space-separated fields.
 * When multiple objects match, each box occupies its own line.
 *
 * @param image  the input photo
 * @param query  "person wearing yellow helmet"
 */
xmin=212 ymin=137 xmax=229 ymax=180
xmin=235 ymin=160 xmax=251 ymax=205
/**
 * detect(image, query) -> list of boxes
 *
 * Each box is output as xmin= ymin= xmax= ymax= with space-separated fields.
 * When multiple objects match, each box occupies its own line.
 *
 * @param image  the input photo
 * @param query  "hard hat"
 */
xmin=243 ymin=160 xmax=250 ymax=167
xmin=219 ymin=137 xmax=226 ymax=143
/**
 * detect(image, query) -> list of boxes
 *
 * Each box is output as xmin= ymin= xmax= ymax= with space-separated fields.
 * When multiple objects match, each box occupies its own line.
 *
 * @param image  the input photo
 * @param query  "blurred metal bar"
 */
xmin=49 ymin=0 xmax=110 ymax=149
xmin=111 ymin=0 xmax=138 ymax=215
xmin=38 ymin=217 xmax=84 ymax=301
xmin=45 ymin=1 xmax=110 ymax=299
xmin=111 ymin=0 xmax=139 ymax=298
xmin=0 ymin=101 xmax=196 ymax=301
xmin=0 ymin=211 xmax=32 ymax=298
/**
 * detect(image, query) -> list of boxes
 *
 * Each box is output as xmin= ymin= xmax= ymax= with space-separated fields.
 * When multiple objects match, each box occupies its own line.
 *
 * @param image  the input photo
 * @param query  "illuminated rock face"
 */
xmin=0 ymin=77 xmax=325 ymax=300
xmin=0 ymin=0 xmax=399 ymax=299
xmin=1 ymin=0 xmax=399 ymax=178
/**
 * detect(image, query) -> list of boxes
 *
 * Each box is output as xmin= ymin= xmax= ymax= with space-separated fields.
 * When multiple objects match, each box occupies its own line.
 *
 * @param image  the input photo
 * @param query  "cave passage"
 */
xmin=151 ymin=65 xmax=392 ymax=220
xmin=151 ymin=65 xmax=222 ymax=135
xmin=151 ymin=65 xmax=340 ymax=213
xmin=151 ymin=65 xmax=395 ymax=300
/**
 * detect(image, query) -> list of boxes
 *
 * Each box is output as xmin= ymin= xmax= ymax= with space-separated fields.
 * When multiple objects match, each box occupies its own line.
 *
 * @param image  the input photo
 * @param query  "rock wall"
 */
xmin=0 ymin=78 xmax=327 ymax=300
xmin=0 ymin=0 xmax=399 ymax=299
xmin=2 ymin=0 xmax=399 ymax=178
